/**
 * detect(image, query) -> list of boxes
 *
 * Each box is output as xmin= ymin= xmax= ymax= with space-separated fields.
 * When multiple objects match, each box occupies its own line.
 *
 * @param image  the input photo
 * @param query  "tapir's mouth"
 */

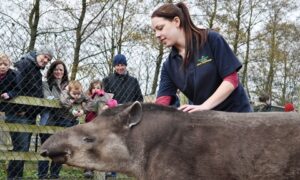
xmin=40 ymin=149 xmax=71 ymax=164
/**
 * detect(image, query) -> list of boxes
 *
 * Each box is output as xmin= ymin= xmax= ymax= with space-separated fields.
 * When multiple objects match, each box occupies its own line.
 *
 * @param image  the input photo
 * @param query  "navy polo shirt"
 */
xmin=157 ymin=31 xmax=252 ymax=112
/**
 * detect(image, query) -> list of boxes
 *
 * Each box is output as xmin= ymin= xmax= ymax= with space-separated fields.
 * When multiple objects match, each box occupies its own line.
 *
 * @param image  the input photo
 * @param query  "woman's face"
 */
xmin=151 ymin=17 xmax=181 ymax=47
xmin=53 ymin=64 xmax=64 ymax=80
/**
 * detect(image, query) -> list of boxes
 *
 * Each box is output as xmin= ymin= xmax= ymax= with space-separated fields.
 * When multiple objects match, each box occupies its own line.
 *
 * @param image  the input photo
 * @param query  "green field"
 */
xmin=0 ymin=161 xmax=135 ymax=179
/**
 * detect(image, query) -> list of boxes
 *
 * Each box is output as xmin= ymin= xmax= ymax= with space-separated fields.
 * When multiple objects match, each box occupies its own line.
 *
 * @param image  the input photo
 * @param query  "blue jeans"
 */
xmin=38 ymin=134 xmax=62 ymax=179
xmin=39 ymin=111 xmax=50 ymax=126
xmin=38 ymin=118 xmax=78 ymax=179
xmin=105 ymin=172 xmax=117 ymax=179
xmin=5 ymin=114 xmax=36 ymax=179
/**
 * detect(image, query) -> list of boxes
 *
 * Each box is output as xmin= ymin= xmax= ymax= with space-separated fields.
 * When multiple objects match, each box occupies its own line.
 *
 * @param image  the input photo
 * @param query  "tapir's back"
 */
xmin=185 ymin=111 xmax=300 ymax=180
xmin=40 ymin=102 xmax=300 ymax=180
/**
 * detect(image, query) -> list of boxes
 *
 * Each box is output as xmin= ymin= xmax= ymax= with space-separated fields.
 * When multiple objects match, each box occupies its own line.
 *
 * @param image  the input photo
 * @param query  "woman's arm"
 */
xmin=155 ymin=63 xmax=177 ymax=106
xmin=178 ymin=72 xmax=238 ymax=113
xmin=43 ymin=82 xmax=53 ymax=98
xmin=179 ymin=81 xmax=235 ymax=112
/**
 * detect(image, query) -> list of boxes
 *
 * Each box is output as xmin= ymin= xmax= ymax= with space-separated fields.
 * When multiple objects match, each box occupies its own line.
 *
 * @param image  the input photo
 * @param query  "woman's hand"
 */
xmin=178 ymin=104 xmax=210 ymax=113
xmin=179 ymin=81 xmax=236 ymax=113
xmin=1 ymin=93 xmax=10 ymax=100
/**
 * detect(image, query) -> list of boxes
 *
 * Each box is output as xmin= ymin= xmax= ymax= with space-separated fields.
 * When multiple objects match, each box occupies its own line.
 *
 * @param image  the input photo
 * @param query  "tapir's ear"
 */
xmin=118 ymin=101 xmax=142 ymax=128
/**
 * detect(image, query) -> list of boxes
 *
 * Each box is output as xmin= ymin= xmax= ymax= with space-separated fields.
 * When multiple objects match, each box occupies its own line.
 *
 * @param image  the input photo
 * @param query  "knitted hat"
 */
xmin=36 ymin=46 xmax=54 ymax=60
xmin=113 ymin=54 xmax=127 ymax=66
xmin=284 ymin=103 xmax=295 ymax=112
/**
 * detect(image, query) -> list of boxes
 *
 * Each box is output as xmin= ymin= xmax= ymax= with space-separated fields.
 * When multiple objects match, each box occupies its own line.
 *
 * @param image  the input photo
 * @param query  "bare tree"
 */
xmin=241 ymin=0 xmax=266 ymax=87
xmin=69 ymin=0 xmax=116 ymax=80
xmin=28 ymin=0 xmax=40 ymax=51
xmin=263 ymin=0 xmax=296 ymax=97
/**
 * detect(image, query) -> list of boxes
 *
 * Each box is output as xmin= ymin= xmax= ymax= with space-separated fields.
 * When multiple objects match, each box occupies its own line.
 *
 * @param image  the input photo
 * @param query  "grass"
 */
xmin=0 ymin=161 xmax=84 ymax=179
xmin=0 ymin=161 xmax=135 ymax=179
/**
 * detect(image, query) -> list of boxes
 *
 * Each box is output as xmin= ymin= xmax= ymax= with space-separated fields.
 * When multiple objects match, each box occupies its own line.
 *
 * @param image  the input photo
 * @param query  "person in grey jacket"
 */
xmin=103 ymin=54 xmax=143 ymax=104
xmin=38 ymin=60 xmax=70 ymax=179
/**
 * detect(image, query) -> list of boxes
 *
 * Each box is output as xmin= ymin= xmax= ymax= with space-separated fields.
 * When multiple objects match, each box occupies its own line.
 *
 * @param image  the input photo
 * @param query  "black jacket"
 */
xmin=12 ymin=51 xmax=44 ymax=118
xmin=0 ymin=69 xmax=19 ymax=113
xmin=103 ymin=72 xmax=143 ymax=104
xmin=14 ymin=51 xmax=43 ymax=98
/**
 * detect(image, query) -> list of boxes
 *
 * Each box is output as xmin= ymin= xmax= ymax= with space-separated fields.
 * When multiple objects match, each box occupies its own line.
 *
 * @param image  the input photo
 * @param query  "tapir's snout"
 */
xmin=40 ymin=136 xmax=72 ymax=164
xmin=40 ymin=147 xmax=70 ymax=163
xmin=38 ymin=128 xmax=75 ymax=164
xmin=40 ymin=149 xmax=49 ymax=157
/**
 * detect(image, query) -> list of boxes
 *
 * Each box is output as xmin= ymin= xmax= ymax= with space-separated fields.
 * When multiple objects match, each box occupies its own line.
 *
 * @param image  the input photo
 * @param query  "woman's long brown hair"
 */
xmin=46 ymin=60 xmax=69 ymax=91
xmin=151 ymin=2 xmax=208 ymax=68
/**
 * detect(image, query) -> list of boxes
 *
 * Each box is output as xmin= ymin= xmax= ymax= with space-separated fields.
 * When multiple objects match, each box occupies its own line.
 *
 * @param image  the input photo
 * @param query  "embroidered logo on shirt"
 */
xmin=196 ymin=56 xmax=212 ymax=66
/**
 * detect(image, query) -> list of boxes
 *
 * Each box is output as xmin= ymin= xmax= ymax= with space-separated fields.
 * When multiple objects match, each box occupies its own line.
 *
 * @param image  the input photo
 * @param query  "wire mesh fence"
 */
xmin=0 ymin=15 xmax=156 ymax=176
xmin=1 ymin=0 xmax=299 ymax=179
xmin=0 ymin=53 xmax=148 ymax=179
xmin=0 ymin=95 xmax=140 ymax=179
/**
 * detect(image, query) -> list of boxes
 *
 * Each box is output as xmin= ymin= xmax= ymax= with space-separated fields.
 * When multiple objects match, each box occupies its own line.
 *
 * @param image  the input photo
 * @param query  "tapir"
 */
xmin=40 ymin=101 xmax=300 ymax=180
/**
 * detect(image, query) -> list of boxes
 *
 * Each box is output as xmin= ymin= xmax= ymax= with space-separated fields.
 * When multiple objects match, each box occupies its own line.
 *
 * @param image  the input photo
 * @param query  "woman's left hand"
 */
xmin=0 ymin=93 xmax=10 ymax=100
xmin=178 ymin=104 xmax=210 ymax=113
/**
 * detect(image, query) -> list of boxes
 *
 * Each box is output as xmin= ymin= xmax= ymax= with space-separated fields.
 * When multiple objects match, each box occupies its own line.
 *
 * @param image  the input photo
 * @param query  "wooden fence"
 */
xmin=0 ymin=95 xmax=158 ymax=164
xmin=0 ymin=96 xmax=135 ymax=179
xmin=0 ymin=96 xmax=65 ymax=161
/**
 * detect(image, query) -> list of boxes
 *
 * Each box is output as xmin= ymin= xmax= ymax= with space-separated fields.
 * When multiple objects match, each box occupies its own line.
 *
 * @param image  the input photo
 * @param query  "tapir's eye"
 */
xmin=83 ymin=137 xmax=95 ymax=143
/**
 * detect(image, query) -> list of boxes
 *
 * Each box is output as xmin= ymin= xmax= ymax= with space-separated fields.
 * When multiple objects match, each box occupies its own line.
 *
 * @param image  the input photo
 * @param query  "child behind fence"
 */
xmin=83 ymin=79 xmax=117 ymax=178
xmin=84 ymin=79 xmax=117 ymax=123
xmin=0 ymin=53 xmax=18 ymax=103
xmin=0 ymin=52 xmax=19 ymax=121
xmin=60 ymin=80 xmax=88 ymax=121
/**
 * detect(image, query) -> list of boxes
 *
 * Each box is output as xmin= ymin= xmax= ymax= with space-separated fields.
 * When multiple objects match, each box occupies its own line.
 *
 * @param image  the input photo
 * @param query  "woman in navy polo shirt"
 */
xmin=151 ymin=2 xmax=252 ymax=113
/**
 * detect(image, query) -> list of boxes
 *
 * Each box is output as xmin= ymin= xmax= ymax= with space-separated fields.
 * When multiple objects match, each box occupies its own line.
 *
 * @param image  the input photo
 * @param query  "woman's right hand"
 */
xmin=1 ymin=93 xmax=10 ymax=100
xmin=178 ymin=104 xmax=210 ymax=113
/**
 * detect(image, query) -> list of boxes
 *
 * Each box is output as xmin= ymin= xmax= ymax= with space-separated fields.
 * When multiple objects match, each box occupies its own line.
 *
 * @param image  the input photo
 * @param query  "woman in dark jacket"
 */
xmin=151 ymin=3 xmax=252 ymax=113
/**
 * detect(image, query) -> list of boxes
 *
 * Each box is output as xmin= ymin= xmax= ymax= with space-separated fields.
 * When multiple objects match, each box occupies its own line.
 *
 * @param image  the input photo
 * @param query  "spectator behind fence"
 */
xmin=5 ymin=47 xmax=53 ymax=179
xmin=103 ymin=53 xmax=143 ymax=179
xmin=0 ymin=53 xmax=19 ymax=111
xmin=151 ymin=3 xmax=252 ymax=112
xmin=38 ymin=60 xmax=69 ymax=179
xmin=84 ymin=79 xmax=117 ymax=123
xmin=253 ymin=93 xmax=272 ymax=112
xmin=60 ymin=80 xmax=88 ymax=120
xmin=83 ymin=79 xmax=117 ymax=178
xmin=103 ymin=54 xmax=143 ymax=104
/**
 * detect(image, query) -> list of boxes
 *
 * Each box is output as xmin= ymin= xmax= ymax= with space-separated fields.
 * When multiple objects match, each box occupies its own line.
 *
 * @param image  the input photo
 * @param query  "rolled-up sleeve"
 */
xmin=157 ymin=63 xmax=177 ymax=98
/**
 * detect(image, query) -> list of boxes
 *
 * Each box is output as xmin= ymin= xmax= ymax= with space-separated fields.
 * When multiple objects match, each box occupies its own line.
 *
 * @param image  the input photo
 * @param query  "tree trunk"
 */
xmin=232 ymin=0 xmax=242 ymax=54
xmin=241 ymin=0 xmax=254 ymax=86
xmin=208 ymin=0 xmax=218 ymax=29
xmin=28 ymin=0 xmax=40 ymax=51
xmin=265 ymin=20 xmax=277 ymax=97
xmin=117 ymin=0 xmax=128 ymax=54
xmin=71 ymin=0 xmax=86 ymax=80
xmin=151 ymin=43 xmax=164 ymax=95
